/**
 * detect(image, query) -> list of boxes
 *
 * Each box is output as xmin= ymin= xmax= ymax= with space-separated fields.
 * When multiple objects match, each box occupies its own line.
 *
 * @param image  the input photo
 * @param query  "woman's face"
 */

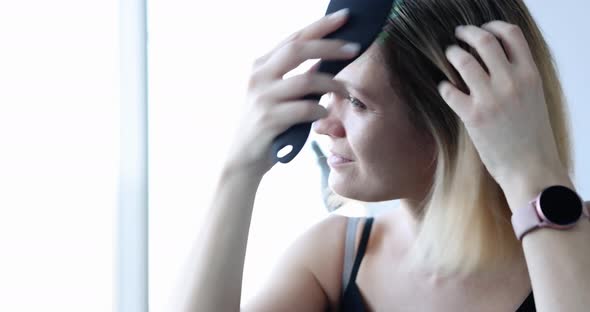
xmin=312 ymin=44 xmax=436 ymax=202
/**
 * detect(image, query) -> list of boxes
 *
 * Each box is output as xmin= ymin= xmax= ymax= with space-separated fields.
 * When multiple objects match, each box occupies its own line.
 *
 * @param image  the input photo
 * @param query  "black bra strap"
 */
xmin=348 ymin=217 xmax=374 ymax=283
xmin=516 ymin=291 xmax=535 ymax=312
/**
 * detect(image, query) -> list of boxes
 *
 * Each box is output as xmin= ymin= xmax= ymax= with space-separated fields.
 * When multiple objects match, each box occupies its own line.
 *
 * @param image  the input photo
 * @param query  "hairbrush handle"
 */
xmin=271 ymin=93 xmax=321 ymax=164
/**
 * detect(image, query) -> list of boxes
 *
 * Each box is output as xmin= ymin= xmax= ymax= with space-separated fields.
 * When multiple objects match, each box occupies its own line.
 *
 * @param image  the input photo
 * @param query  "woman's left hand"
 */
xmin=438 ymin=21 xmax=565 ymax=187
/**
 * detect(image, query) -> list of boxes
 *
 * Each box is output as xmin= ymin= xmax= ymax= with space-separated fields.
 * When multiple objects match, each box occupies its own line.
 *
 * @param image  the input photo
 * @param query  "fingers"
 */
xmin=445 ymin=45 xmax=489 ymax=94
xmin=254 ymin=8 xmax=350 ymax=67
xmin=450 ymin=22 xmax=539 ymax=88
xmin=440 ymin=21 xmax=541 ymax=127
xmin=441 ymin=22 xmax=539 ymax=116
xmin=260 ymin=39 xmax=360 ymax=81
xmin=296 ymin=8 xmax=351 ymax=42
xmin=481 ymin=21 xmax=538 ymax=75
xmin=454 ymin=25 xmax=511 ymax=80
xmin=437 ymin=80 xmax=471 ymax=120
xmin=264 ymin=72 xmax=348 ymax=102
xmin=270 ymin=100 xmax=328 ymax=132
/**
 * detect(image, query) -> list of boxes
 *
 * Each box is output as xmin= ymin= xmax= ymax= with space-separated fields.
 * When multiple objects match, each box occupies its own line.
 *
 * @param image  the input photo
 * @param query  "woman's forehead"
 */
xmin=337 ymin=47 xmax=391 ymax=102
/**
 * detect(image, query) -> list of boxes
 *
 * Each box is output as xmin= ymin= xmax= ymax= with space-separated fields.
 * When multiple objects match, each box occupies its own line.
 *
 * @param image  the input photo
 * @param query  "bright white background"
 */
xmin=0 ymin=0 xmax=117 ymax=311
xmin=147 ymin=1 xmax=347 ymax=310
xmin=148 ymin=0 xmax=589 ymax=311
xmin=0 ymin=0 xmax=587 ymax=311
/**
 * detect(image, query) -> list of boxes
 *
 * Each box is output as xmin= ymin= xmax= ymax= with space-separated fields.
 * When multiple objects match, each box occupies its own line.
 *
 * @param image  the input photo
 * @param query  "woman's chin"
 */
xmin=328 ymin=181 xmax=367 ymax=202
xmin=329 ymin=179 xmax=398 ymax=203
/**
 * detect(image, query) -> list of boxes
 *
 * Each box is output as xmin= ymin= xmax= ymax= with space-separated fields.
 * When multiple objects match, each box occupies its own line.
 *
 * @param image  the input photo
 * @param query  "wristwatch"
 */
xmin=511 ymin=185 xmax=589 ymax=241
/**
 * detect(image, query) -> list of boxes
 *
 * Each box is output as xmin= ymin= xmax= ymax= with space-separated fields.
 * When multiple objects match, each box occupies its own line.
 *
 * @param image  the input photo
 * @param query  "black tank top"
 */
xmin=339 ymin=217 xmax=536 ymax=311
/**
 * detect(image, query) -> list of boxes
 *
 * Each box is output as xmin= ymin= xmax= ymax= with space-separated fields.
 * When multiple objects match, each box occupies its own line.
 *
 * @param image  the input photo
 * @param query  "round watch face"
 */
xmin=539 ymin=185 xmax=582 ymax=225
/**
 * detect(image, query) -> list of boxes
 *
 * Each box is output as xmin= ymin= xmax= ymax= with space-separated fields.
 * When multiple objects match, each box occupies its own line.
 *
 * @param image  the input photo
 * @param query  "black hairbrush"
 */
xmin=270 ymin=0 xmax=395 ymax=164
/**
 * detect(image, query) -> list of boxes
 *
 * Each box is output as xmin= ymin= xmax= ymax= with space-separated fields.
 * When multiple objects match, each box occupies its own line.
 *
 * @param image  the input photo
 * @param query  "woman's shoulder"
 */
xmin=303 ymin=214 xmax=376 ymax=310
xmin=306 ymin=213 xmax=375 ymax=261
xmin=242 ymin=213 xmax=379 ymax=311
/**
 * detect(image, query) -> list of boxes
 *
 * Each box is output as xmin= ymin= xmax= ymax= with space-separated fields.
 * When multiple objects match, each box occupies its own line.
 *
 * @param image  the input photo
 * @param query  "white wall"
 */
xmin=524 ymin=0 xmax=590 ymax=196
xmin=0 ymin=1 xmax=117 ymax=311
xmin=147 ymin=1 xmax=340 ymax=309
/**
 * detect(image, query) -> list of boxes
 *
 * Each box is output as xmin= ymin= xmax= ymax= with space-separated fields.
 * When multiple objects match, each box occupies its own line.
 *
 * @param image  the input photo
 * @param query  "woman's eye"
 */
xmin=347 ymin=95 xmax=367 ymax=110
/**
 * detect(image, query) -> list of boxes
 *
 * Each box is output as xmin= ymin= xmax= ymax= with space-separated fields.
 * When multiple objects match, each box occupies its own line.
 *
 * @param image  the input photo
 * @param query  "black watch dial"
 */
xmin=539 ymin=185 xmax=583 ymax=225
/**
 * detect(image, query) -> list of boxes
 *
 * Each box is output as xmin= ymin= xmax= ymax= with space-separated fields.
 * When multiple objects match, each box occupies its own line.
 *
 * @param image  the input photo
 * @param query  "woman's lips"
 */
xmin=327 ymin=154 xmax=353 ymax=167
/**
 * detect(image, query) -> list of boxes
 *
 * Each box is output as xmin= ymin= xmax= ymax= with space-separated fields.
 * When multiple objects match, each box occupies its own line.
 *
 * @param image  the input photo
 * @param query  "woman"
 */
xmin=177 ymin=0 xmax=590 ymax=311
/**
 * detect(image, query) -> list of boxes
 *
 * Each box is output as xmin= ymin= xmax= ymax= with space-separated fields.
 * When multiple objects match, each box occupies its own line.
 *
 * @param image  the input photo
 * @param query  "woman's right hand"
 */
xmin=224 ymin=8 xmax=360 ymax=176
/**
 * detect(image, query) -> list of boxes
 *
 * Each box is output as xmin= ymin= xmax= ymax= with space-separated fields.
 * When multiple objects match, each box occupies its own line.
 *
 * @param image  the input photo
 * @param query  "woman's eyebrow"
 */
xmin=349 ymin=84 xmax=379 ymax=104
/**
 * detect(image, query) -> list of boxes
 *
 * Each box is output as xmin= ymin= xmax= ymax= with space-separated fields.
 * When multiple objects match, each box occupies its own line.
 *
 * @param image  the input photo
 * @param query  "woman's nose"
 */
xmin=312 ymin=94 xmax=346 ymax=138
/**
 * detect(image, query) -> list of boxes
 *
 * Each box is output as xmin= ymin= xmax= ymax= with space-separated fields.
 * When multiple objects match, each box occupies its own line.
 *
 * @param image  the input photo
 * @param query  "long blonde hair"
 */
xmin=368 ymin=0 xmax=574 ymax=277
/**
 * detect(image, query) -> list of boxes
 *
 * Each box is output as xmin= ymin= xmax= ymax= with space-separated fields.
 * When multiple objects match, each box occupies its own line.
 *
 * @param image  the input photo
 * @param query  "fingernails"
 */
xmin=340 ymin=43 xmax=361 ymax=55
xmin=329 ymin=8 xmax=349 ymax=20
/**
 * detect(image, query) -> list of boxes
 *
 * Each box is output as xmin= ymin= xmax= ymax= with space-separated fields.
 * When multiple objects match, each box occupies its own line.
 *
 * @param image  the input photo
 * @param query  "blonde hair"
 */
xmin=368 ymin=0 xmax=575 ymax=277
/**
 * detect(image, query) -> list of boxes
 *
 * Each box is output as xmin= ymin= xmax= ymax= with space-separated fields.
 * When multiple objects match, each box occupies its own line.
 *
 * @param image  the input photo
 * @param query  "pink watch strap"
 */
xmin=511 ymin=199 xmax=541 ymax=241
xmin=512 ymin=198 xmax=590 ymax=241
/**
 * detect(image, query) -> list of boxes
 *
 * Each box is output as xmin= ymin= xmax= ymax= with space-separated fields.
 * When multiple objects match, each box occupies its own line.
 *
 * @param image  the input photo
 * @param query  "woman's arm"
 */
xmin=173 ymin=165 xmax=263 ymax=312
xmin=173 ymin=163 xmax=337 ymax=312
xmin=502 ymin=172 xmax=590 ymax=312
